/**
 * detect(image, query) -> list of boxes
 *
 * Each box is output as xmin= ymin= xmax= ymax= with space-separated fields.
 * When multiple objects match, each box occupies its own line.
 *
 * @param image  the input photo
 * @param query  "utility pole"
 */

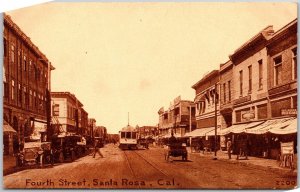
xmin=213 ymin=83 xmax=218 ymax=160
xmin=189 ymin=105 xmax=192 ymax=152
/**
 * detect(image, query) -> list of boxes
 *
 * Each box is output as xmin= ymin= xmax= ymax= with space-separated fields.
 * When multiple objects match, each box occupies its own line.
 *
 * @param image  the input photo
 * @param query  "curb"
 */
xmin=188 ymin=151 xmax=297 ymax=177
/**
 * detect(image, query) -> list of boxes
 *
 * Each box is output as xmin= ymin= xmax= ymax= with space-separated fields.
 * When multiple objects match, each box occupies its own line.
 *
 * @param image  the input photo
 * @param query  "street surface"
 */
xmin=3 ymin=144 xmax=297 ymax=189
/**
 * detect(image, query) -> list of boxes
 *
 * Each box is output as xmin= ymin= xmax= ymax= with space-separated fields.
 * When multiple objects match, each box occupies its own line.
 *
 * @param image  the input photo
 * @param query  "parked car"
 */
xmin=51 ymin=134 xmax=86 ymax=163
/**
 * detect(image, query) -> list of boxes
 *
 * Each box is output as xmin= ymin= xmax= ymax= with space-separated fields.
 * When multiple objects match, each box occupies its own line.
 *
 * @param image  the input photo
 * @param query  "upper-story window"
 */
xmin=223 ymin=83 xmax=226 ymax=103
xmin=248 ymin=65 xmax=252 ymax=93
xmin=239 ymin=70 xmax=243 ymax=96
xmin=258 ymin=60 xmax=263 ymax=89
xmin=274 ymin=55 xmax=282 ymax=86
xmin=11 ymin=45 xmax=15 ymax=63
xmin=11 ymin=80 xmax=15 ymax=100
xmin=292 ymin=47 xmax=297 ymax=80
xmin=228 ymin=80 xmax=231 ymax=102
xmin=4 ymin=38 xmax=8 ymax=57
xmin=23 ymin=56 xmax=27 ymax=71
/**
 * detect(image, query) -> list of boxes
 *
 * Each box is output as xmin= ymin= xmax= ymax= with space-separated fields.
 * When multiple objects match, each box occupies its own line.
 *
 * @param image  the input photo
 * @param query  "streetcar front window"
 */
xmin=121 ymin=132 xmax=125 ymax=138
xmin=126 ymin=132 xmax=131 ymax=139
xmin=132 ymin=132 xmax=136 ymax=139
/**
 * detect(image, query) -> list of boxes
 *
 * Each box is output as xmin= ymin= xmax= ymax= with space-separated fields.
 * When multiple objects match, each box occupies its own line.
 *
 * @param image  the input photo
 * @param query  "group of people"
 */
xmin=226 ymin=137 xmax=249 ymax=160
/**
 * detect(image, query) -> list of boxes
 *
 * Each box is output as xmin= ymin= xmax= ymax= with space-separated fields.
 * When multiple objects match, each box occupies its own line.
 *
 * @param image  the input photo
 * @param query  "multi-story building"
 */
xmin=229 ymin=26 xmax=274 ymax=124
xmin=3 ymin=14 xmax=55 ymax=155
xmin=51 ymin=92 xmax=88 ymax=135
xmin=136 ymin=126 xmax=158 ymax=138
xmin=94 ymin=126 xmax=107 ymax=139
xmin=88 ymin=118 xmax=96 ymax=137
xmin=267 ymin=19 xmax=297 ymax=119
xmin=158 ymin=96 xmax=196 ymax=137
xmin=192 ymin=70 xmax=220 ymax=129
xmin=80 ymin=108 xmax=89 ymax=136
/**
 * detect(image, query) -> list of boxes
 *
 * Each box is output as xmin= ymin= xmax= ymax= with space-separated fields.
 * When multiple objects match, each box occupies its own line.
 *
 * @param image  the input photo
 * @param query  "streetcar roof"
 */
xmin=120 ymin=125 xmax=136 ymax=132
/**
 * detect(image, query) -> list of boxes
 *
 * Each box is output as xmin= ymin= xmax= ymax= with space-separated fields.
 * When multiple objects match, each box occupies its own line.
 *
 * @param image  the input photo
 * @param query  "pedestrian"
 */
xmin=93 ymin=139 xmax=104 ymax=158
xmin=227 ymin=138 xmax=232 ymax=159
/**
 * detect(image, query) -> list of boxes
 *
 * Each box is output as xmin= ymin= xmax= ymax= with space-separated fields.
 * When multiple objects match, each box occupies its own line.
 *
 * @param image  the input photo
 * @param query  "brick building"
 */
xmin=267 ymin=19 xmax=297 ymax=119
xmin=229 ymin=26 xmax=274 ymax=124
xmin=3 ymin=14 xmax=55 ymax=155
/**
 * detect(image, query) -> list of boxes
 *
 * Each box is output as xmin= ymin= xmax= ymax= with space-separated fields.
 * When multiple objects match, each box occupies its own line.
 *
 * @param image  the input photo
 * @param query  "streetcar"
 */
xmin=119 ymin=125 xmax=138 ymax=150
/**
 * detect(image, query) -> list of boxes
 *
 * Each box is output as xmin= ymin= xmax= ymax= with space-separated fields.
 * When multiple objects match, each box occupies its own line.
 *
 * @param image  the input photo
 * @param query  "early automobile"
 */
xmin=51 ymin=134 xmax=86 ymax=163
xmin=17 ymin=136 xmax=52 ymax=167
xmin=165 ymin=142 xmax=188 ymax=161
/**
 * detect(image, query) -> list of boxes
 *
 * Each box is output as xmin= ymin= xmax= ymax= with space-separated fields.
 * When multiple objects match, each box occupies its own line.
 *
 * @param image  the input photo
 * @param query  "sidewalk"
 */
xmin=186 ymin=147 xmax=297 ymax=176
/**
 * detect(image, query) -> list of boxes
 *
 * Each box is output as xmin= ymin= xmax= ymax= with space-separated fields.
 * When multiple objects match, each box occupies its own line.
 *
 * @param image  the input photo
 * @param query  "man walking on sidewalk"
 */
xmin=227 ymin=138 xmax=232 ymax=159
xmin=93 ymin=139 xmax=104 ymax=158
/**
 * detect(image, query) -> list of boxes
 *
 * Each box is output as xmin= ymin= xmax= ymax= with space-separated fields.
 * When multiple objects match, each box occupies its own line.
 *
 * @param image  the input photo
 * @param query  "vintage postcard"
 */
xmin=2 ymin=1 xmax=298 ymax=189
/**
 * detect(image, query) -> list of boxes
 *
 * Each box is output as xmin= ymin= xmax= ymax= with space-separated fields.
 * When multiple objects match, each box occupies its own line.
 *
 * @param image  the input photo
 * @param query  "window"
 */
xmin=248 ymin=65 xmax=252 ymax=93
xmin=239 ymin=70 xmax=243 ymax=96
xmin=24 ymin=56 xmax=27 ymax=71
xmin=236 ymin=110 xmax=241 ymax=123
xmin=53 ymin=104 xmax=60 ymax=116
xmin=10 ymin=45 xmax=15 ymax=63
xmin=292 ymin=47 xmax=297 ymax=80
xmin=29 ymin=90 xmax=32 ymax=107
xmin=257 ymin=104 xmax=267 ymax=119
xmin=258 ymin=60 xmax=263 ymax=89
xmin=228 ymin=81 xmax=231 ymax=102
xmin=274 ymin=55 xmax=282 ymax=86
xmin=11 ymin=80 xmax=15 ymax=100
xmin=292 ymin=96 xmax=297 ymax=109
xmin=4 ymin=38 xmax=7 ymax=57
xmin=18 ymin=84 xmax=22 ymax=104
xmin=23 ymin=87 xmax=27 ymax=105
xmin=121 ymin=132 xmax=125 ymax=138
xmin=3 ymin=80 xmax=8 ymax=98
xmin=223 ymin=83 xmax=226 ymax=103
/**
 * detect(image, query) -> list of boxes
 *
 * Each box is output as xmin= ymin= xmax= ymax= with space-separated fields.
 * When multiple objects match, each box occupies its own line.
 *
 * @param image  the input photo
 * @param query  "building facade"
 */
xmin=230 ymin=26 xmax=274 ymax=124
xmin=192 ymin=70 xmax=220 ymax=130
xmin=51 ymin=92 xmax=88 ymax=135
xmin=267 ymin=19 xmax=297 ymax=119
xmin=88 ymin=118 xmax=96 ymax=137
xmin=136 ymin=126 xmax=158 ymax=138
xmin=158 ymin=96 xmax=196 ymax=137
xmin=3 ymin=14 xmax=55 ymax=155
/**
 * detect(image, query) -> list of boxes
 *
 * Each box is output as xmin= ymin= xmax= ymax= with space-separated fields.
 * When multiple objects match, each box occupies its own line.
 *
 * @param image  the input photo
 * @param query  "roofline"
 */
xmin=4 ymin=13 xmax=54 ymax=70
xmin=51 ymin=91 xmax=83 ymax=107
xmin=191 ymin=70 xmax=219 ymax=89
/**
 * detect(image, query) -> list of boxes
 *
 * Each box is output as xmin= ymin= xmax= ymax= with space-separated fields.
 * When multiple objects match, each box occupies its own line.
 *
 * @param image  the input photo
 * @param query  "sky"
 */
xmin=6 ymin=2 xmax=297 ymax=134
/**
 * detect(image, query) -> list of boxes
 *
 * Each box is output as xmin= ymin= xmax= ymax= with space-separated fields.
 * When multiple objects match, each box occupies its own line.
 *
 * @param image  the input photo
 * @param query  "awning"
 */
xmin=3 ymin=120 xmax=17 ymax=133
xmin=205 ymin=128 xmax=221 ymax=136
xmin=246 ymin=118 xmax=295 ymax=134
xmin=220 ymin=121 xmax=264 ymax=135
xmin=162 ymin=133 xmax=181 ymax=138
xmin=184 ymin=127 xmax=215 ymax=137
xmin=268 ymin=118 xmax=297 ymax=135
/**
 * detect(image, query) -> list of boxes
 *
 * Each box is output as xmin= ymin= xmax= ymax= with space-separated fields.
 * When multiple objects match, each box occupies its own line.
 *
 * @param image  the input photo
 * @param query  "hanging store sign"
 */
xmin=280 ymin=142 xmax=294 ymax=155
xmin=281 ymin=108 xmax=297 ymax=116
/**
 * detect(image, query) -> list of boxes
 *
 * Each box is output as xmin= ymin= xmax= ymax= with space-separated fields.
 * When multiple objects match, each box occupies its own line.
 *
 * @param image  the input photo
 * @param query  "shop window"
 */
xmin=271 ymin=98 xmax=290 ymax=117
xmin=292 ymin=47 xmax=297 ymax=80
xmin=274 ymin=55 xmax=282 ymax=86
xmin=258 ymin=60 xmax=263 ymax=89
xmin=257 ymin=104 xmax=267 ymax=120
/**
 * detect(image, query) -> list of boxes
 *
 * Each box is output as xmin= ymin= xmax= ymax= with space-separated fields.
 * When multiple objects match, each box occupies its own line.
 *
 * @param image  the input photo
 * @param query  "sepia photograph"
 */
xmin=1 ymin=1 xmax=298 ymax=189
